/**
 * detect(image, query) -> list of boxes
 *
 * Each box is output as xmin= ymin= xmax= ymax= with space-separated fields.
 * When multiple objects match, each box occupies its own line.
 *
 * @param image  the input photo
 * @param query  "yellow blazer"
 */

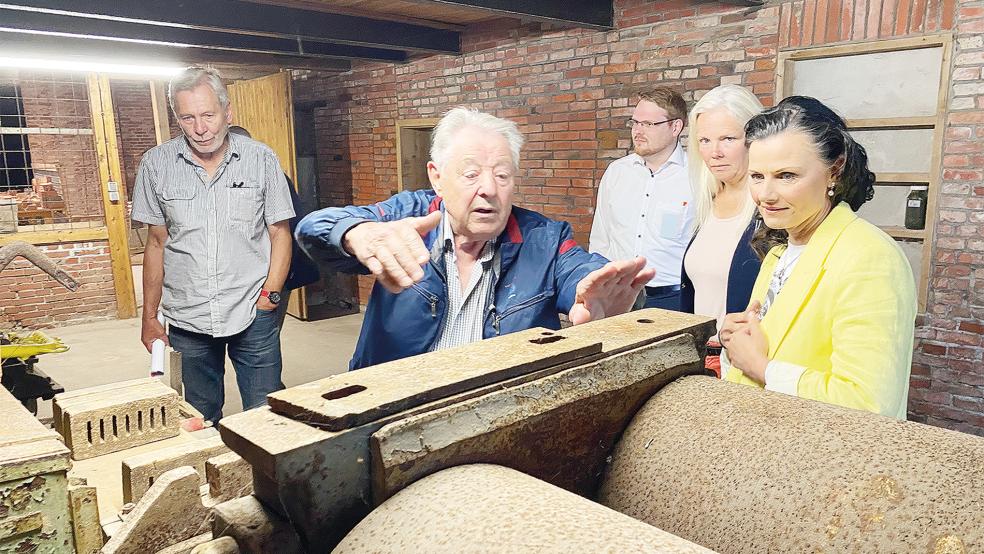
xmin=725 ymin=203 xmax=916 ymax=419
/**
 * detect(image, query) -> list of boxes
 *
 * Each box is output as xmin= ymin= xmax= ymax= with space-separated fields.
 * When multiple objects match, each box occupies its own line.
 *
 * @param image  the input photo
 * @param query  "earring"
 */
xmin=827 ymin=182 xmax=836 ymax=197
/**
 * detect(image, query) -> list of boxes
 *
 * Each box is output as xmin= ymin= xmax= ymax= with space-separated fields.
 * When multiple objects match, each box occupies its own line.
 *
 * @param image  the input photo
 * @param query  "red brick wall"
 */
xmin=293 ymin=0 xmax=984 ymax=435
xmin=0 ymin=240 xmax=118 ymax=329
xmin=909 ymin=0 xmax=984 ymax=435
xmin=2 ymin=73 xmax=122 ymax=328
xmin=17 ymin=73 xmax=104 ymax=222
xmin=111 ymin=80 xmax=159 ymax=201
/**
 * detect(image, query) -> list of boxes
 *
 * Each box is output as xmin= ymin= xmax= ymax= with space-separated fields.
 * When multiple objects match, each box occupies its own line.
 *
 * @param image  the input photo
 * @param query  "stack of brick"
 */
xmin=53 ymin=378 xmax=180 ymax=460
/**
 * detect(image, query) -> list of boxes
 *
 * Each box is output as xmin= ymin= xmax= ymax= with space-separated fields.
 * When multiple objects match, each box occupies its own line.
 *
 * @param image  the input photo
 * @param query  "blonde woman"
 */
xmin=681 ymin=85 xmax=763 ymax=375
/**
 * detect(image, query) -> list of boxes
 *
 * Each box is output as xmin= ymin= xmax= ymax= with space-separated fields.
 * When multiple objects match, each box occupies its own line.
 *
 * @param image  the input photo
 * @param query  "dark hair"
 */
xmin=744 ymin=95 xmax=876 ymax=258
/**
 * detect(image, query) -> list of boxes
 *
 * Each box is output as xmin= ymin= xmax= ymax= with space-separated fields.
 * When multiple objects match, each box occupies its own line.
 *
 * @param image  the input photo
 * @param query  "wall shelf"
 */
xmin=876 ymin=172 xmax=931 ymax=184
xmin=880 ymin=226 xmax=926 ymax=240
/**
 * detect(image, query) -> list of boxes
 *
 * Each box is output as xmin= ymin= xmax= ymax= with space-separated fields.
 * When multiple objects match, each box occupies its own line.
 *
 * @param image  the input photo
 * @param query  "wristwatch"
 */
xmin=260 ymin=289 xmax=282 ymax=305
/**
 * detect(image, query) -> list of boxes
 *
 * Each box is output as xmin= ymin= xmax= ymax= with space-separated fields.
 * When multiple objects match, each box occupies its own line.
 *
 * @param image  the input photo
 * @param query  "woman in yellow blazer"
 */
xmin=720 ymin=96 xmax=916 ymax=420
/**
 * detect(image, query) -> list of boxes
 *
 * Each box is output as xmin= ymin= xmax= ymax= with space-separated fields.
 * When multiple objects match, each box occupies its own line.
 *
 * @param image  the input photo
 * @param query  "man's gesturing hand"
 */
xmin=342 ymin=210 xmax=443 ymax=293
xmin=568 ymin=256 xmax=654 ymax=325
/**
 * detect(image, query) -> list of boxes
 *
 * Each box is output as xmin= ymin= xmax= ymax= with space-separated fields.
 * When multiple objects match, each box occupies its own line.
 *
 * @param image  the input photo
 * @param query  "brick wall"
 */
xmin=111 ymin=79 xmax=159 ymax=201
xmin=1 ymin=73 xmax=124 ymax=328
xmin=17 ymin=73 xmax=104 ymax=221
xmin=293 ymin=0 xmax=983 ymax=434
xmin=0 ymin=241 xmax=118 ymax=329
xmin=909 ymin=0 xmax=984 ymax=435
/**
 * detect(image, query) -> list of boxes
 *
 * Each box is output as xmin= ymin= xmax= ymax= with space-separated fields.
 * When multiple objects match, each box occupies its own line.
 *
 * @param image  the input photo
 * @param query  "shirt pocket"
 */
xmin=654 ymin=205 xmax=688 ymax=241
xmin=226 ymin=180 xmax=262 ymax=224
xmin=160 ymin=184 xmax=198 ymax=228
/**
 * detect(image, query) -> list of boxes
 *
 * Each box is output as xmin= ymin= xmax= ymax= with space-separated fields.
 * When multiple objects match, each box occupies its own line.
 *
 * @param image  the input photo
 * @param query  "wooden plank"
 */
xmin=0 ymin=386 xmax=62 ymax=450
xmin=371 ymin=334 xmax=703 ymax=504
xmin=0 ymin=511 xmax=43 ymax=541
xmin=876 ymin=172 xmax=930 ymax=183
xmin=783 ymin=33 xmax=948 ymax=60
xmin=919 ymin=34 xmax=952 ymax=312
xmin=880 ymin=226 xmax=926 ymax=240
xmin=845 ymin=116 xmax=936 ymax=129
xmin=149 ymin=80 xmax=171 ymax=145
xmin=87 ymin=73 xmax=136 ymax=319
xmin=775 ymin=53 xmax=793 ymax=102
xmin=0 ymin=227 xmax=109 ymax=247
xmin=266 ymin=327 xmax=604 ymax=430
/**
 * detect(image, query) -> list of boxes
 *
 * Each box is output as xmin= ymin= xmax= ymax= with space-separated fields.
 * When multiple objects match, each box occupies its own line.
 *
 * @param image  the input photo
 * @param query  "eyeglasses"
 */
xmin=626 ymin=118 xmax=679 ymax=129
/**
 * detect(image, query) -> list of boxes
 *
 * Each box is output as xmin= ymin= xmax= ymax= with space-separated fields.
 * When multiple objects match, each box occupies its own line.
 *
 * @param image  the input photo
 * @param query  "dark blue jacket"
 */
xmin=295 ymin=190 xmax=607 ymax=370
xmin=681 ymin=218 xmax=761 ymax=316
xmin=283 ymin=176 xmax=320 ymax=291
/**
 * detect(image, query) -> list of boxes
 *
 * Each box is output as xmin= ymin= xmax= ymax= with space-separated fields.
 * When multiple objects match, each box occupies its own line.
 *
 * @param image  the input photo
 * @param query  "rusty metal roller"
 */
xmin=598 ymin=376 xmax=984 ymax=553
xmin=333 ymin=464 xmax=713 ymax=553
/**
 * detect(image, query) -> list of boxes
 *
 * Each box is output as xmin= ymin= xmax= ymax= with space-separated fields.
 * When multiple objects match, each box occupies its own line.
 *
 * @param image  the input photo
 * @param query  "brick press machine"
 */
xmin=215 ymin=309 xmax=984 ymax=553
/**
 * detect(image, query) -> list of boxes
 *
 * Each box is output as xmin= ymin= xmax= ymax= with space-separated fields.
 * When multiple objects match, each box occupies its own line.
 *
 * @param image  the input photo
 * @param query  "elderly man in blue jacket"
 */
xmin=296 ymin=108 xmax=654 ymax=370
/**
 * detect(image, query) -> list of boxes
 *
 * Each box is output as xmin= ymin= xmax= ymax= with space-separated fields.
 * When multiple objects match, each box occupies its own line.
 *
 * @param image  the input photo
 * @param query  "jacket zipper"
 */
xmin=497 ymin=292 xmax=551 ymax=320
xmin=411 ymin=285 xmax=439 ymax=319
xmin=487 ymin=303 xmax=501 ymax=335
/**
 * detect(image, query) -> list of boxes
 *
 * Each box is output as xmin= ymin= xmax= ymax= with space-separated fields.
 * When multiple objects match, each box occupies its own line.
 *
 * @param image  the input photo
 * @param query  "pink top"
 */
xmin=683 ymin=211 xmax=749 ymax=341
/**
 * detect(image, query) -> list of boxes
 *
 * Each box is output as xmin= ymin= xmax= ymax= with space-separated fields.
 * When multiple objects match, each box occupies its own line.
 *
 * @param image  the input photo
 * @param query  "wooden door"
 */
xmin=227 ymin=73 xmax=306 ymax=318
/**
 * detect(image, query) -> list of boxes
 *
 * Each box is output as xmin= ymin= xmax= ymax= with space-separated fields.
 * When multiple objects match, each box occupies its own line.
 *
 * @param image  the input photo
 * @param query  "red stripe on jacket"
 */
xmin=559 ymin=239 xmax=577 ymax=254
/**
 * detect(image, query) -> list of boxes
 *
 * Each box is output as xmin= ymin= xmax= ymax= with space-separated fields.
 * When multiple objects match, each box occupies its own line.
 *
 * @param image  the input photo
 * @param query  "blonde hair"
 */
xmin=686 ymin=85 xmax=763 ymax=228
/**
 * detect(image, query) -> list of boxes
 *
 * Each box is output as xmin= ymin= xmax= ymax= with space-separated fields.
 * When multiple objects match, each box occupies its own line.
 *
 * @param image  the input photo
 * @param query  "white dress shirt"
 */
xmin=589 ymin=143 xmax=695 ymax=287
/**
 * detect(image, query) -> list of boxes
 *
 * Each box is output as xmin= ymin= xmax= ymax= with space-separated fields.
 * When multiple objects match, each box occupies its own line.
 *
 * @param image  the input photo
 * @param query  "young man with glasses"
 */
xmin=589 ymin=88 xmax=696 ymax=311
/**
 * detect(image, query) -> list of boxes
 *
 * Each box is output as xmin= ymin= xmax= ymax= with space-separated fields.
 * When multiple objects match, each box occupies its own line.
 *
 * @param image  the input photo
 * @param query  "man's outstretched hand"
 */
xmin=342 ymin=211 xmax=442 ymax=293
xmin=568 ymin=256 xmax=654 ymax=325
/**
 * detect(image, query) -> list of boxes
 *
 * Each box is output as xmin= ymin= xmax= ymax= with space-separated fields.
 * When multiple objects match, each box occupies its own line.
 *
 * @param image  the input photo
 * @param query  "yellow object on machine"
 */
xmin=0 ymin=330 xmax=69 ymax=360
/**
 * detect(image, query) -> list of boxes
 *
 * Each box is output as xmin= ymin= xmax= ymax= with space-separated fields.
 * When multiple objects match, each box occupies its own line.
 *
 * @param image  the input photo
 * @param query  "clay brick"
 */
xmin=56 ymin=380 xmax=179 ymax=460
xmin=205 ymin=452 xmax=252 ymax=502
xmin=122 ymin=436 xmax=229 ymax=504
xmin=102 ymin=467 xmax=209 ymax=554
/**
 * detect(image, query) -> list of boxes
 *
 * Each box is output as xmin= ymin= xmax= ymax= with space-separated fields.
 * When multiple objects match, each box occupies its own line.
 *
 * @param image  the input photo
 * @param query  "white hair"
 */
xmin=430 ymin=107 xmax=525 ymax=171
xmin=687 ymin=85 xmax=763 ymax=228
xmin=168 ymin=66 xmax=230 ymax=114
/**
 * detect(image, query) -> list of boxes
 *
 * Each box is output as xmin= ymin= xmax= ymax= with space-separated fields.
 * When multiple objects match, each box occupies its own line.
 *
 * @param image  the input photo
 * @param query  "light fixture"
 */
xmin=0 ymin=56 xmax=184 ymax=77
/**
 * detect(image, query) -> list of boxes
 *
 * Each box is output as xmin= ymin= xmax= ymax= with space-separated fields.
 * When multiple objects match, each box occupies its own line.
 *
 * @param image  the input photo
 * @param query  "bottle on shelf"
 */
xmin=905 ymin=185 xmax=928 ymax=230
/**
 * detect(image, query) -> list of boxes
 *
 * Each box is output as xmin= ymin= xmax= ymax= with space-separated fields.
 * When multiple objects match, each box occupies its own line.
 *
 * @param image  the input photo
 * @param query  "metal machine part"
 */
xmin=216 ymin=309 xmax=984 ymax=553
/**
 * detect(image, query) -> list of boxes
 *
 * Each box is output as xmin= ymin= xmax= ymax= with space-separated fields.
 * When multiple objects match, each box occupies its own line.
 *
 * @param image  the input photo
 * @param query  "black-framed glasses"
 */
xmin=626 ymin=118 xmax=679 ymax=129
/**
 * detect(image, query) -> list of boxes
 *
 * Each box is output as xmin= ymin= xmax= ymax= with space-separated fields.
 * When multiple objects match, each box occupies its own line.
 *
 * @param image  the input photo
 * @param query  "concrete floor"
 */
xmin=36 ymin=311 xmax=363 ymax=420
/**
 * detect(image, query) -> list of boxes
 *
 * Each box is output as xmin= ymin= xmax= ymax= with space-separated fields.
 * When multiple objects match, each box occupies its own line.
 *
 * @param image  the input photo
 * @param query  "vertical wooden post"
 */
xmin=87 ymin=73 xmax=137 ymax=319
xmin=149 ymin=80 xmax=171 ymax=145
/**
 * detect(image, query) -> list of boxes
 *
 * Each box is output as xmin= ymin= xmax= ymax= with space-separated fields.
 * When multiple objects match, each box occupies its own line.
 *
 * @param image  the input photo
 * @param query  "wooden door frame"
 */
xmin=395 ymin=118 xmax=440 ymax=192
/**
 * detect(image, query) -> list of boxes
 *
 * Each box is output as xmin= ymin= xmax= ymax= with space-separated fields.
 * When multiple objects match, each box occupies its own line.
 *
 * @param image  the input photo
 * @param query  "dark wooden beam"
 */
xmin=0 ymin=30 xmax=352 ymax=73
xmin=410 ymin=0 xmax=614 ymax=29
xmin=0 ymin=7 xmax=408 ymax=62
xmin=0 ymin=0 xmax=460 ymax=54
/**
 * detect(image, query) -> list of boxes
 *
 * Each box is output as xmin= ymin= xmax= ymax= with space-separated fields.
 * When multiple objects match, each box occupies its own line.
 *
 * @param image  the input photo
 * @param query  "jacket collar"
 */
xmin=755 ymin=202 xmax=857 ymax=355
xmin=426 ymin=197 xmax=523 ymax=276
